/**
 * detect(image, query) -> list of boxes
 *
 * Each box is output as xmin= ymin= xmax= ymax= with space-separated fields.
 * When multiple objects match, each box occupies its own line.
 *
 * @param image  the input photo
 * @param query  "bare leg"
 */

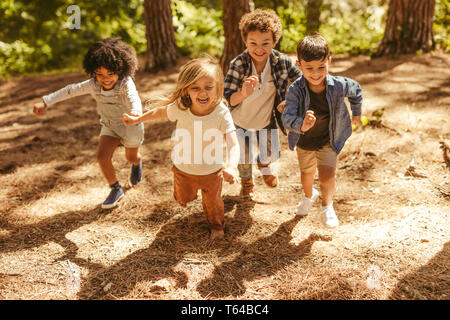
xmin=97 ymin=135 xmax=121 ymax=185
xmin=125 ymin=147 xmax=141 ymax=166
xmin=318 ymin=165 xmax=336 ymax=206
xmin=301 ymin=168 xmax=316 ymax=198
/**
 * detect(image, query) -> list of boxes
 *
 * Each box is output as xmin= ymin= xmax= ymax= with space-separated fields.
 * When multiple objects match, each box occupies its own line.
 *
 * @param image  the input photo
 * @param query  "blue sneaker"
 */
xmin=129 ymin=159 xmax=142 ymax=186
xmin=102 ymin=183 xmax=124 ymax=209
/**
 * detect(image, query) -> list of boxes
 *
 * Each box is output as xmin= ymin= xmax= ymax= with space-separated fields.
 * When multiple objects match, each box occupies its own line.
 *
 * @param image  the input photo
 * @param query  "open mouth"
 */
xmin=197 ymin=97 xmax=209 ymax=104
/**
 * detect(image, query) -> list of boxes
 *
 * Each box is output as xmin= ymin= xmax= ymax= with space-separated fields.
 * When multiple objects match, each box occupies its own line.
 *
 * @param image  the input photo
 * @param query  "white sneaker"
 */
xmin=321 ymin=202 xmax=339 ymax=227
xmin=295 ymin=188 xmax=319 ymax=216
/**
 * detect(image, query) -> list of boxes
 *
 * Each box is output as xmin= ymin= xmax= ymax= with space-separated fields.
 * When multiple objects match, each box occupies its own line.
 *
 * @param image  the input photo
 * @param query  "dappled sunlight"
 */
xmin=0 ymin=241 xmax=72 ymax=299
xmin=65 ymin=223 xmax=151 ymax=267
xmin=22 ymin=186 xmax=106 ymax=220
xmin=1 ymin=53 xmax=448 ymax=300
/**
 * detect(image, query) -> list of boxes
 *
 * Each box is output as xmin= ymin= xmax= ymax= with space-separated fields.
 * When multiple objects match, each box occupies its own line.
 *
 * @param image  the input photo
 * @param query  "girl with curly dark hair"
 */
xmin=33 ymin=38 xmax=144 ymax=209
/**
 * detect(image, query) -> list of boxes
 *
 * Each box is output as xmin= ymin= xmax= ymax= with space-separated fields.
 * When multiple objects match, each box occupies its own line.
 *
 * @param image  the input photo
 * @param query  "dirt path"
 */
xmin=0 ymin=53 xmax=449 ymax=300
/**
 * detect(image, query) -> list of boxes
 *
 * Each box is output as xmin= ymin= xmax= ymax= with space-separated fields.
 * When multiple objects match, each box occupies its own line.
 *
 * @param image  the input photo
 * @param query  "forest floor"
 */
xmin=0 ymin=52 xmax=449 ymax=300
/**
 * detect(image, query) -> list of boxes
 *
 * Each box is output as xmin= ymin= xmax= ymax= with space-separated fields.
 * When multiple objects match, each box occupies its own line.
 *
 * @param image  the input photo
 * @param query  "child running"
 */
xmin=122 ymin=56 xmax=239 ymax=240
xmin=33 ymin=38 xmax=144 ymax=209
xmin=282 ymin=34 xmax=363 ymax=227
xmin=224 ymin=9 xmax=302 ymax=199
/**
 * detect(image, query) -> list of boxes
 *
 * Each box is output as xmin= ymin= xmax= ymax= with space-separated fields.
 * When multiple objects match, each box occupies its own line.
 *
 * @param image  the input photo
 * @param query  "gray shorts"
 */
xmin=100 ymin=122 xmax=144 ymax=148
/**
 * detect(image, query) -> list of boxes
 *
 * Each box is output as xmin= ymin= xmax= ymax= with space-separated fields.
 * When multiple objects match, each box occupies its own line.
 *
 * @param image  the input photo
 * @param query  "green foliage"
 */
xmin=185 ymin=0 xmax=221 ymax=9
xmin=0 ymin=0 xmax=146 ymax=76
xmin=0 ymin=40 xmax=38 ymax=75
xmin=277 ymin=3 xmax=307 ymax=52
xmin=1 ymin=0 xmax=448 ymax=76
xmin=319 ymin=1 xmax=386 ymax=55
xmin=172 ymin=0 xmax=224 ymax=58
xmin=277 ymin=0 xmax=386 ymax=55
xmin=434 ymin=0 xmax=450 ymax=52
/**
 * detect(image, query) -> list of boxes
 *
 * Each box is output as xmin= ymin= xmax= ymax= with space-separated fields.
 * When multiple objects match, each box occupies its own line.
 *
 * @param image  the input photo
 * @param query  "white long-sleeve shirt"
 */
xmin=43 ymin=76 xmax=143 ymax=123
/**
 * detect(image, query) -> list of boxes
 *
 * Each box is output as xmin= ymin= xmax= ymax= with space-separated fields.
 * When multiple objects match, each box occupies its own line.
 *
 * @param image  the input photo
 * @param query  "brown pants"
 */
xmin=172 ymin=166 xmax=225 ymax=231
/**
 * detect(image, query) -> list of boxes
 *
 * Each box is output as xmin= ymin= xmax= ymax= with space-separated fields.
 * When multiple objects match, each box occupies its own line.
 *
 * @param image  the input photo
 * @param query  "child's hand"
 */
xmin=240 ymin=75 xmax=259 ymax=99
xmin=122 ymin=113 xmax=140 ymax=126
xmin=352 ymin=116 xmax=361 ymax=127
xmin=277 ymin=100 xmax=286 ymax=113
xmin=223 ymin=167 xmax=238 ymax=184
xmin=301 ymin=110 xmax=316 ymax=132
xmin=351 ymin=115 xmax=362 ymax=131
xmin=33 ymin=101 xmax=47 ymax=116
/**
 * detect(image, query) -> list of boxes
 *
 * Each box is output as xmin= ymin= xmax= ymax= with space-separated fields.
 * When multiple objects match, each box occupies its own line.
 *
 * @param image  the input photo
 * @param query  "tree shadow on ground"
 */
xmin=0 ymin=108 xmax=175 ymax=218
xmin=0 ymin=206 xmax=112 ymax=262
xmin=196 ymin=215 xmax=332 ymax=298
xmin=75 ymin=196 xmax=255 ymax=299
xmin=331 ymin=55 xmax=405 ymax=80
xmin=0 ymin=73 xmax=87 ymax=108
xmin=389 ymin=241 xmax=449 ymax=300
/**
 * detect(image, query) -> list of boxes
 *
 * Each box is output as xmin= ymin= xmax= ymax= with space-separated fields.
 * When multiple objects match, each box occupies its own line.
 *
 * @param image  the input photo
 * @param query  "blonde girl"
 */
xmin=122 ymin=56 xmax=239 ymax=240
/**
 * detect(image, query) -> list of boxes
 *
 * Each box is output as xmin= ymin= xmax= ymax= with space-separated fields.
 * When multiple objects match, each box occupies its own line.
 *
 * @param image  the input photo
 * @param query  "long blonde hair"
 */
xmin=147 ymin=55 xmax=225 ymax=111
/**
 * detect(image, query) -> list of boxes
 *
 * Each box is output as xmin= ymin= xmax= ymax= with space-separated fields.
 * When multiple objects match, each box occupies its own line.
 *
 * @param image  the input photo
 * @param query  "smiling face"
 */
xmin=186 ymin=75 xmax=218 ymax=116
xmin=297 ymin=57 xmax=331 ymax=92
xmin=95 ymin=67 xmax=119 ymax=90
xmin=245 ymin=30 xmax=275 ymax=69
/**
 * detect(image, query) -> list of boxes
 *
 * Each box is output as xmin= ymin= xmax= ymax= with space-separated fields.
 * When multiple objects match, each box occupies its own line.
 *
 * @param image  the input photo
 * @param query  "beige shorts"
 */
xmin=296 ymin=144 xmax=337 ymax=173
xmin=100 ymin=123 xmax=144 ymax=149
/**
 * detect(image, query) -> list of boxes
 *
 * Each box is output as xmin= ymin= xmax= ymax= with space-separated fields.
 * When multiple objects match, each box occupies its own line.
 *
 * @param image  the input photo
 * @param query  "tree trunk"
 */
xmin=376 ymin=0 xmax=435 ymax=57
xmin=272 ymin=0 xmax=282 ymax=51
xmin=220 ymin=0 xmax=251 ymax=74
xmin=143 ymin=0 xmax=179 ymax=73
xmin=306 ymin=0 xmax=323 ymax=35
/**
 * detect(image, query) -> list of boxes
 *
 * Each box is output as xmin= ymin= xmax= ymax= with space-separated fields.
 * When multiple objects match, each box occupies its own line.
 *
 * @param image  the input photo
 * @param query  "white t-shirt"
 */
xmin=167 ymin=101 xmax=236 ymax=175
xmin=231 ymin=59 xmax=276 ymax=130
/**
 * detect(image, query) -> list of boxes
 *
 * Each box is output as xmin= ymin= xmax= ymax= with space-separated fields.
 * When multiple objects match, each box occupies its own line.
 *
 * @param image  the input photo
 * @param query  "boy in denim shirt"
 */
xmin=224 ymin=9 xmax=302 ymax=199
xmin=282 ymin=34 xmax=362 ymax=227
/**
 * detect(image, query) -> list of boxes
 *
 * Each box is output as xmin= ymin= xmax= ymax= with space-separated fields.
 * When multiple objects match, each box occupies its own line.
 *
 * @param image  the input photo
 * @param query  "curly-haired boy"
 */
xmin=224 ymin=9 xmax=302 ymax=199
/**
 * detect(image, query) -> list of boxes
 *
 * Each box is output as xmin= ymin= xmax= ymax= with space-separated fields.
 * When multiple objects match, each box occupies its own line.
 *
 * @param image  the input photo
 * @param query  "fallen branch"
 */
xmin=433 ymin=184 xmax=450 ymax=198
xmin=439 ymin=141 xmax=450 ymax=168
xmin=404 ymin=159 xmax=427 ymax=178
xmin=368 ymin=120 xmax=401 ymax=135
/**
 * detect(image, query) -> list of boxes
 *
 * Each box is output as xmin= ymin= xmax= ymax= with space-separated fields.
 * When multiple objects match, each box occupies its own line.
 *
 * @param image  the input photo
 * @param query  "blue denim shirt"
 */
xmin=282 ymin=74 xmax=362 ymax=154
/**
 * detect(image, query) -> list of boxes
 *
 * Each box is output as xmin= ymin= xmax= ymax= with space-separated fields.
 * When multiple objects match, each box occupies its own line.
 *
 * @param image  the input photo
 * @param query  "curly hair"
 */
xmin=239 ymin=9 xmax=282 ymax=44
xmin=83 ymin=38 xmax=138 ymax=79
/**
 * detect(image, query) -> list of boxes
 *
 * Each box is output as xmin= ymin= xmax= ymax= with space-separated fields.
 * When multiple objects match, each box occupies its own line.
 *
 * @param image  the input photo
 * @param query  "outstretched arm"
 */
xmin=122 ymin=105 xmax=168 ymax=126
xmin=33 ymin=79 xmax=94 ymax=116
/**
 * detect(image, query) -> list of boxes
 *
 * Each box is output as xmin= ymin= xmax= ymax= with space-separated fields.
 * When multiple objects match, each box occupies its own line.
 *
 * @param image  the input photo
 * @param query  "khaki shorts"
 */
xmin=100 ymin=123 xmax=144 ymax=148
xmin=296 ymin=144 xmax=337 ymax=173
